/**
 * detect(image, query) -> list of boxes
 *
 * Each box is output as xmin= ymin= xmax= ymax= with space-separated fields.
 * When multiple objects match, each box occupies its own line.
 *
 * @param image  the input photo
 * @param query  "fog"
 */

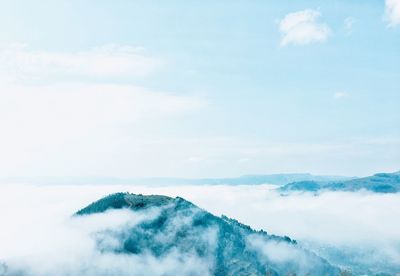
xmin=0 ymin=183 xmax=399 ymax=274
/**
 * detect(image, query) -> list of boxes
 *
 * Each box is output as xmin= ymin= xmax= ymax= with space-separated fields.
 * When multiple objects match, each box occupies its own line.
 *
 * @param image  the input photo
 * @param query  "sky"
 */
xmin=0 ymin=0 xmax=399 ymax=178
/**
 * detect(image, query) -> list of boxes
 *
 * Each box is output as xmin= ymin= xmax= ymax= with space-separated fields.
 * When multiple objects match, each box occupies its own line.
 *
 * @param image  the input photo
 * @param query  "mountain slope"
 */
xmin=280 ymin=171 xmax=400 ymax=193
xmin=76 ymin=193 xmax=340 ymax=275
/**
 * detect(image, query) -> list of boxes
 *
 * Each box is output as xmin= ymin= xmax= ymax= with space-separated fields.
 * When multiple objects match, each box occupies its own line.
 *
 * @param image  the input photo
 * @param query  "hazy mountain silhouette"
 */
xmin=280 ymin=171 xmax=400 ymax=193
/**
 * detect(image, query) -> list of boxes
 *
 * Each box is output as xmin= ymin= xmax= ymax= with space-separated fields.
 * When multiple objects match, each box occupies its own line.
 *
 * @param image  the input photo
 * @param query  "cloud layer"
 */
xmin=0 ymin=83 xmax=204 ymax=177
xmin=0 ymin=44 xmax=161 ymax=81
xmin=0 ymin=184 xmax=399 ymax=274
xmin=279 ymin=9 xmax=331 ymax=46
xmin=0 ymin=44 xmax=205 ymax=178
xmin=385 ymin=0 xmax=400 ymax=26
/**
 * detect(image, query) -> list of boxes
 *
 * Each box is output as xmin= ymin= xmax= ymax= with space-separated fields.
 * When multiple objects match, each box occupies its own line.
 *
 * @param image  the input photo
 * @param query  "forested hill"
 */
xmin=76 ymin=193 xmax=340 ymax=275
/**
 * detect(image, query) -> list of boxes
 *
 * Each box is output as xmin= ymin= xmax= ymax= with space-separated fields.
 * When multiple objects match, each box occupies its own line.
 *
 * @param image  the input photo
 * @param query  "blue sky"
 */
xmin=0 ymin=0 xmax=399 ymax=178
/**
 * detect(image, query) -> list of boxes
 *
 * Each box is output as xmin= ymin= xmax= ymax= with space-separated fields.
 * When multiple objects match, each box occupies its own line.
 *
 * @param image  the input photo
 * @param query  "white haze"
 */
xmin=0 ymin=183 xmax=399 ymax=274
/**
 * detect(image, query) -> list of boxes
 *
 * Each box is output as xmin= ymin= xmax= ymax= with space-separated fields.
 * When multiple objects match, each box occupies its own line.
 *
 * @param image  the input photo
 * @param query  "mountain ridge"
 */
xmin=280 ymin=171 xmax=400 ymax=193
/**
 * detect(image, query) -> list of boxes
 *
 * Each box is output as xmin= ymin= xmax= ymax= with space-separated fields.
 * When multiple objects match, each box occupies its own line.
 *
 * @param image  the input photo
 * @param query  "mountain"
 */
xmin=0 ymin=173 xmax=354 ymax=186
xmin=76 ymin=193 xmax=341 ymax=275
xmin=280 ymin=171 xmax=400 ymax=193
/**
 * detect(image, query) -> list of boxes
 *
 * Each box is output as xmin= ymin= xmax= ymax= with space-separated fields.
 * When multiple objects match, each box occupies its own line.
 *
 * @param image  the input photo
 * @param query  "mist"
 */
xmin=0 ymin=183 xmax=399 ymax=274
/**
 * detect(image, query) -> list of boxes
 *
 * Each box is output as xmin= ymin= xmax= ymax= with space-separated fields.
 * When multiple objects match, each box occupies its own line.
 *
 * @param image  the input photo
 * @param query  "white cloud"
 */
xmin=0 ymin=83 xmax=205 ymax=176
xmin=187 ymin=156 xmax=205 ymax=162
xmin=385 ymin=0 xmax=400 ymax=27
xmin=344 ymin=17 xmax=355 ymax=34
xmin=246 ymin=235 xmax=321 ymax=273
xmin=333 ymin=92 xmax=348 ymax=99
xmin=0 ymin=43 xmax=161 ymax=81
xmin=279 ymin=9 xmax=331 ymax=47
xmin=237 ymin=158 xmax=251 ymax=163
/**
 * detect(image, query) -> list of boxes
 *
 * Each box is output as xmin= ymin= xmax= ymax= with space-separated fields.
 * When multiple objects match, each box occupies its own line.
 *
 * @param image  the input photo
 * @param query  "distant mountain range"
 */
xmin=75 ymin=193 xmax=341 ymax=275
xmin=3 ymin=171 xmax=398 ymax=194
xmin=280 ymin=171 xmax=400 ymax=193
xmin=0 ymin=173 xmax=354 ymax=186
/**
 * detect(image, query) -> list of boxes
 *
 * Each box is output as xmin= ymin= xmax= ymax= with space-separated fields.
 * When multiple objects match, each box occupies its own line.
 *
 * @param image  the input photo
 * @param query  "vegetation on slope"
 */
xmin=76 ymin=192 xmax=340 ymax=275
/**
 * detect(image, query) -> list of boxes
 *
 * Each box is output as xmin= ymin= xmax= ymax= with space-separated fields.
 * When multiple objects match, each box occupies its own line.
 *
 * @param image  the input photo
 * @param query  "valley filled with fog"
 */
xmin=1 ymin=183 xmax=399 ymax=275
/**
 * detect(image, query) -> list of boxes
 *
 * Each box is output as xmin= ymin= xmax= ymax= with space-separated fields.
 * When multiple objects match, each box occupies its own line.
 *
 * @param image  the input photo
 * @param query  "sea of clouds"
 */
xmin=0 ymin=183 xmax=399 ymax=275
